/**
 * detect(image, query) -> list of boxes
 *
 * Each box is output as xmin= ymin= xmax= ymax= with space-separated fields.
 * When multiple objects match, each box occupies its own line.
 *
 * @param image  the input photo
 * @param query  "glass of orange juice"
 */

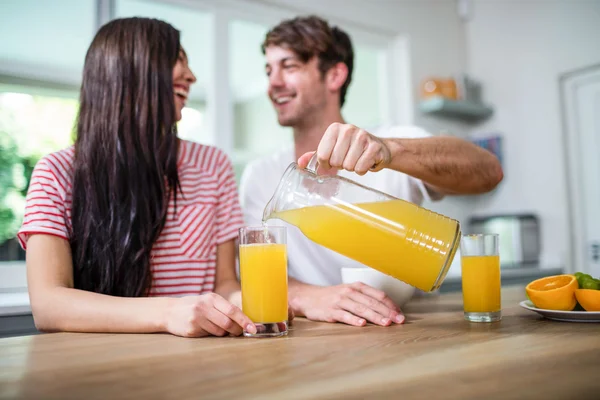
xmin=239 ymin=226 xmax=288 ymax=337
xmin=460 ymin=234 xmax=501 ymax=322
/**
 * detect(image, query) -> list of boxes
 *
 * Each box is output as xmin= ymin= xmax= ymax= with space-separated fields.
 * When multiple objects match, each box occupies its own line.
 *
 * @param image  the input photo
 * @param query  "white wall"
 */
xmin=465 ymin=0 xmax=600 ymax=269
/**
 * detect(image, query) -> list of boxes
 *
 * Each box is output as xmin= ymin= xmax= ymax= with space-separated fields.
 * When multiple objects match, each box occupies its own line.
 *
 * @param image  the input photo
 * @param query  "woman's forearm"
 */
xmin=30 ymin=287 xmax=171 ymax=333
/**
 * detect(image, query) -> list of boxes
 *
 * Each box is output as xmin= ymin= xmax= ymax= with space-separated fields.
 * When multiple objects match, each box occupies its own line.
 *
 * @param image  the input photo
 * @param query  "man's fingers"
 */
xmin=297 ymin=151 xmax=315 ymax=169
xmin=352 ymin=282 xmax=401 ymax=312
xmin=338 ymin=297 xmax=391 ymax=326
xmin=348 ymin=291 xmax=399 ymax=323
xmin=316 ymin=123 xmax=341 ymax=169
xmin=331 ymin=309 xmax=366 ymax=327
xmin=342 ymin=133 xmax=367 ymax=172
xmin=329 ymin=129 xmax=352 ymax=169
xmin=351 ymin=283 xmax=405 ymax=323
xmin=354 ymin=145 xmax=382 ymax=175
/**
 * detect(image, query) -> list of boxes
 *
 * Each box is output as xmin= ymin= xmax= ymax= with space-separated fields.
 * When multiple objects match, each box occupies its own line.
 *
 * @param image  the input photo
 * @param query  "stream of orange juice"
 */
xmin=461 ymin=255 xmax=501 ymax=312
xmin=271 ymin=200 xmax=459 ymax=292
xmin=240 ymin=243 xmax=288 ymax=323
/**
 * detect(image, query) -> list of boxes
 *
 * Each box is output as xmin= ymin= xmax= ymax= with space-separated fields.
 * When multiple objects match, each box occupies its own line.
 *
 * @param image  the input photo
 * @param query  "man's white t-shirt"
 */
xmin=239 ymin=125 xmax=443 ymax=287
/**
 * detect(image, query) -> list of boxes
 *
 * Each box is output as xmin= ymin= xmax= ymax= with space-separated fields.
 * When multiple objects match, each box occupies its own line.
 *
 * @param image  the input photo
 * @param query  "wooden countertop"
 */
xmin=1 ymin=286 xmax=599 ymax=399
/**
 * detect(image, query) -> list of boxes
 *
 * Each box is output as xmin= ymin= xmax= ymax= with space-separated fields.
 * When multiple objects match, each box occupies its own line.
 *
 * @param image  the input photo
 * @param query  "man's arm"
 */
xmin=298 ymin=123 xmax=503 ymax=195
xmin=384 ymin=135 xmax=503 ymax=195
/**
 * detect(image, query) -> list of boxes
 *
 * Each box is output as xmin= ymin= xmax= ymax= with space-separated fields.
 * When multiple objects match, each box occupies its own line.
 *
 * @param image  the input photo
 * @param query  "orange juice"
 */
xmin=461 ymin=255 xmax=501 ymax=312
xmin=272 ymin=200 xmax=460 ymax=292
xmin=240 ymin=243 xmax=288 ymax=323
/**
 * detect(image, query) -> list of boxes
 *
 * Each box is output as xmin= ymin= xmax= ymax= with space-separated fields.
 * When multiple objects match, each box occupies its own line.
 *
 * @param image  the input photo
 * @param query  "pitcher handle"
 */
xmin=306 ymin=153 xmax=319 ymax=174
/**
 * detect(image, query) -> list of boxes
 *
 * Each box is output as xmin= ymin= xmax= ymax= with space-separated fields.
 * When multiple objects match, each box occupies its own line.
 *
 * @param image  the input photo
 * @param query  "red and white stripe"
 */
xmin=18 ymin=140 xmax=244 ymax=297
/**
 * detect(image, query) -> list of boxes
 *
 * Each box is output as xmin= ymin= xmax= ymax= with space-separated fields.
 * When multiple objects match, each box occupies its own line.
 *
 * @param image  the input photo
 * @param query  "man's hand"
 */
xmin=298 ymin=122 xmax=391 ymax=175
xmin=291 ymin=281 xmax=405 ymax=327
xmin=297 ymin=122 xmax=503 ymax=194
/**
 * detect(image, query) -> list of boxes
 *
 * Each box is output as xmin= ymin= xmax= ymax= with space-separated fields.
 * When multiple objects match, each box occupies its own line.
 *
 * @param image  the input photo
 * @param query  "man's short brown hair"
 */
xmin=262 ymin=15 xmax=354 ymax=107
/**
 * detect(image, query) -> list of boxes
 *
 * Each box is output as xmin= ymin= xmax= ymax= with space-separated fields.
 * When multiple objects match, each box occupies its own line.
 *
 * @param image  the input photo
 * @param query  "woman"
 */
xmin=17 ymin=17 xmax=257 ymax=337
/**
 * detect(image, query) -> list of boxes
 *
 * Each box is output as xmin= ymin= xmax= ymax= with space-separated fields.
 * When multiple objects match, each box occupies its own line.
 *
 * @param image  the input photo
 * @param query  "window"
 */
xmin=0 ymin=87 xmax=79 ymax=261
xmin=0 ymin=1 xmax=404 ymax=298
xmin=229 ymin=19 xmax=292 ymax=180
xmin=344 ymin=45 xmax=388 ymax=129
xmin=116 ymin=0 xmax=213 ymax=146
xmin=0 ymin=0 xmax=91 ymax=266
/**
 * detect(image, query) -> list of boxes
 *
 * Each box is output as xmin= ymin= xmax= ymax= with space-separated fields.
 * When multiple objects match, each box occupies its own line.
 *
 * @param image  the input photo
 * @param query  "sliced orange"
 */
xmin=575 ymin=289 xmax=600 ymax=312
xmin=525 ymin=274 xmax=578 ymax=311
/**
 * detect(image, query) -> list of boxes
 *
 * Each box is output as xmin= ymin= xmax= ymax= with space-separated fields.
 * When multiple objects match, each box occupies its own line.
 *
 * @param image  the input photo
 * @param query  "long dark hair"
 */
xmin=71 ymin=17 xmax=181 ymax=297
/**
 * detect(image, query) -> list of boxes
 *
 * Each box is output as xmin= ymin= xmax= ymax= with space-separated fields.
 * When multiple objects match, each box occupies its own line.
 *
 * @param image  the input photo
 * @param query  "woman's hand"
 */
xmin=227 ymin=289 xmax=295 ymax=324
xmin=165 ymin=293 xmax=256 ymax=338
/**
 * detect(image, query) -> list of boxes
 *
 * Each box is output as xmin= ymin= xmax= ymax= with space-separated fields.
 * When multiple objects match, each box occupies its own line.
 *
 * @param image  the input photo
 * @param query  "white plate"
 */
xmin=519 ymin=300 xmax=600 ymax=322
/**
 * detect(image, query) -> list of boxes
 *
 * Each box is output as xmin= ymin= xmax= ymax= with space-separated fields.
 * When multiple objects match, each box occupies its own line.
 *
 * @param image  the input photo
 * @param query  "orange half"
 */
xmin=575 ymin=289 xmax=600 ymax=312
xmin=525 ymin=274 xmax=578 ymax=311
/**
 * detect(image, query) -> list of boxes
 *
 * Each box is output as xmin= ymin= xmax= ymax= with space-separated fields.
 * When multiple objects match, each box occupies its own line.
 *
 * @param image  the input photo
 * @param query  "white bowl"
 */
xmin=341 ymin=267 xmax=416 ymax=307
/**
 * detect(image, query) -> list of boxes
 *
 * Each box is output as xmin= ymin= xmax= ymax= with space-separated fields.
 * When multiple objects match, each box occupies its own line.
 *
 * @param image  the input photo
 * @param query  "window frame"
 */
xmin=0 ymin=0 xmax=411 ymax=294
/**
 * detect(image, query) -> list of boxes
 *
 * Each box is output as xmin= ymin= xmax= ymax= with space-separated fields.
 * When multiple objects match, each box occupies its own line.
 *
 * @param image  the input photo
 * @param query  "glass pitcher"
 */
xmin=262 ymin=156 xmax=461 ymax=292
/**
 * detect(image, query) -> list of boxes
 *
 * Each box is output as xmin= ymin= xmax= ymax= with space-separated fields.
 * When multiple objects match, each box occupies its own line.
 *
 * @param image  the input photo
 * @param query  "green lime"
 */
xmin=575 ymin=272 xmax=585 ymax=287
xmin=580 ymin=277 xmax=600 ymax=290
xmin=575 ymin=273 xmax=592 ymax=288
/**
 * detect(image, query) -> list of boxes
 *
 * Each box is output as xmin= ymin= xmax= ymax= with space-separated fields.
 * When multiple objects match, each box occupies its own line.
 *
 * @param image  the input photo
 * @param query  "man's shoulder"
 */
xmin=370 ymin=124 xmax=433 ymax=139
xmin=239 ymin=147 xmax=293 ymax=202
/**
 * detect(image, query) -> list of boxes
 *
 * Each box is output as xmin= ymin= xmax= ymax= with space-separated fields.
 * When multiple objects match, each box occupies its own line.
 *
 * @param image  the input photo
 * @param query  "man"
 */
xmin=239 ymin=15 xmax=503 ymax=328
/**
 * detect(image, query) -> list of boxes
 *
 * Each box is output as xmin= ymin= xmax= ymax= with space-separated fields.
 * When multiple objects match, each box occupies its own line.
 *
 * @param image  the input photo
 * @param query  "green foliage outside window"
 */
xmin=0 ymin=91 xmax=77 ymax=245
